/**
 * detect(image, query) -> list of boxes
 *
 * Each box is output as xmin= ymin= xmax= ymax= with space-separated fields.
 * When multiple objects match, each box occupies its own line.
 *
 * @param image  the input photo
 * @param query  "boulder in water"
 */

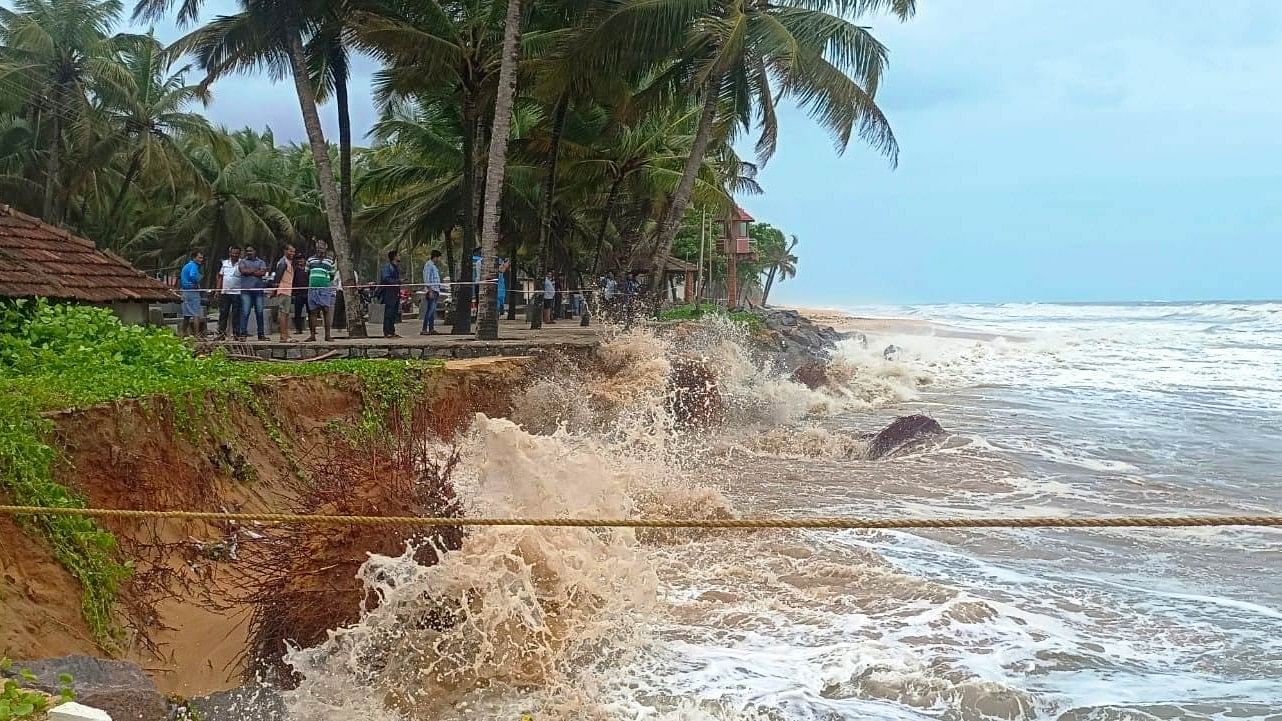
xmin=882 ymin=344 xmax=902 ymax=361
xmin=791 ymin=361 xmax=829 ymax=390
xmin=866 ymin=415 xmax=946 ymax=459
xmin=6 ymin=657 xmax=166 ymax=721
xmin=842 ymin=330 xmax=869 ymax=348
xmin=668 ymin=358 xmax=722 ymax=427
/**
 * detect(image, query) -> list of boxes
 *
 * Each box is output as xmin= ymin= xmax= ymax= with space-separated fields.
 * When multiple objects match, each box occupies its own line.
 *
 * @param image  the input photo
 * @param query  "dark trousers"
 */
xmin=383 ymin=301 xmax=400 ymax=336
xmin=292 ymin=295 xmax=308 ymax=332
xmin=217 ymin=294 xmax=240 ymax=337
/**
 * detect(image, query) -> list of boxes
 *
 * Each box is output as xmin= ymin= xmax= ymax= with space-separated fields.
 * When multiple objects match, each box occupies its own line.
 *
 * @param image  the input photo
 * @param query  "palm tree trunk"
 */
xmin=726 ymin=245 xmax=739 ymax=310
xmin=452 ymin=97 xmax=479 ymax=334
xmin=105 ymin=147 xmax=145 ymax=246
xmin=335 ymin=67 xmax=353 ymax=237
xmin=761 ymin=265 xmax=777 ymax=306
xmin=42 ymin=94 xmax=62 ymax=221
xmin=442 ymin=228 xmax=454 ymax=289
xmin=476 ymin=0 xmax=522 ymax=341
xmin=590 ymin=174 xmax=622 ymax=277
xmin=647 ymin=68 xmax=723 ymax=298
xmin=286 ymin=30 xmax=365 ymax=337
xmin=529 ymin=92 xmax=569 ymax=330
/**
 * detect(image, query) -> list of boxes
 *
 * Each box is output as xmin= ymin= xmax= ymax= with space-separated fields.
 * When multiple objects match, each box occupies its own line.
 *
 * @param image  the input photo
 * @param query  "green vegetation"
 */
xmin=671 ymin=220 xmax=802 ymax=305
xmin=0 ymin=0 xmax=911 ymax=336
xmin=0 ymin=658 xmax=75 ymax=721
xmin=658 ymin=303 xmax=763 ymax=332
xmin=0 ymin=300 xmax=439 ymax=645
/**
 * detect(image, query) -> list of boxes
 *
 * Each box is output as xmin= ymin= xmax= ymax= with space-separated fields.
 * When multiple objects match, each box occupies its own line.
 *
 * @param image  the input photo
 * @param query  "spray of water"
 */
xmin=281 ymin=317 xmax=936 ymax=720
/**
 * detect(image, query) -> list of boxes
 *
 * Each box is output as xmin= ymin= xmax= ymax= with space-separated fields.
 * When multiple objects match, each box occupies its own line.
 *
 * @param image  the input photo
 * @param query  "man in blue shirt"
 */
xmin=378 ymin=250 xmax=402 ymax=338
xmin=179 ymin=250 xmax=205 ymax=337
xmin=236 ymin=245 xmax=269 ymax=341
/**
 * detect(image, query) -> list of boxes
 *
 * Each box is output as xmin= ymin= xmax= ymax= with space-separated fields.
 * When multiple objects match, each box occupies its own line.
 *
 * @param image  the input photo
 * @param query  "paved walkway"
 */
xmin=212 ymin=316 xmax=600 ymax=360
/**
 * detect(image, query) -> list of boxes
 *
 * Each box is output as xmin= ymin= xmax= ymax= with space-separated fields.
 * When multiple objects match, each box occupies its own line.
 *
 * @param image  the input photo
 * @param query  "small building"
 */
xmin=0 ymin=203 xmax=178 ymax=323
xmin=722 ymin=204 xmax=755 ymax=308
xmin=632 ymin=256 xmax=701 ymax=303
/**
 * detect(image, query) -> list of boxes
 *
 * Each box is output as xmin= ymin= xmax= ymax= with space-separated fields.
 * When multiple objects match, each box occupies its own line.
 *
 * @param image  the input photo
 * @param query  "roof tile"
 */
xmin=0 ymin=204 xmax=177 ymax=303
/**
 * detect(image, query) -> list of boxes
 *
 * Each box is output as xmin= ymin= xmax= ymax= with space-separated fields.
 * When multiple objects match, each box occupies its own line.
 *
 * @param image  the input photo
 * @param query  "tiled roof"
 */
xmin=0 ymin=204 xmax=177 ymax=303
xmin=730 ymin=204 xmax=754 ymax=222
xmin=633 ymin=256 xmax=699 ymax=273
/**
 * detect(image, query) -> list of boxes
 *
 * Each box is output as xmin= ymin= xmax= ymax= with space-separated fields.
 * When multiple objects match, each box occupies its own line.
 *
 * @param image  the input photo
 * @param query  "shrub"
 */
xmin=658 ymin=303 xmax=763 ymax=330
xmin=0 ymin=658 xmax=75 ymax=721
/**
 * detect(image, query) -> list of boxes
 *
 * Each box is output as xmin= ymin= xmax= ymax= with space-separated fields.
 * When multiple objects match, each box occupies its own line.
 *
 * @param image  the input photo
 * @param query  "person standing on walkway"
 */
xmin=542 ymin=271 xmax=556 ymax=325
xmin=179 ymin=249 xmax=205 ymax=337
xmin=379 ymin=249 xmax=403 ymax=338
xmin=291 ymin=247 xmax=309 ymax=334
xmin=495 ymin=256 xmax=510 ymax=313
xmin=270 ymin=244 xmax=296 ymax=342
xmin=306 ymin=241 xmax=337 ymax=342
xmin=215 ymin=245 xmax=241 ymax=339
xmin=421 ymin=249 xmax=443 ymax=335
xmin=237 ymin=246 xmax=269 ymax=340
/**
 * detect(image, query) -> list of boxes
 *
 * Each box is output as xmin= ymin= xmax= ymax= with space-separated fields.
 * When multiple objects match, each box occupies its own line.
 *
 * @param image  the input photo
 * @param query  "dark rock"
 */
xmin=791 ymin=361 xmax=829 ymax=390
xmin=7 ymin=657 xmax=166 ymax=721
xmin=866 ymin=415 xmax=946 ymax=460
xmin=668 ymin=358 xmax=722 ymax=427
xmin=882 ymin=344 xmax=902 ymax=361
xmin=189 ymin=685 xmax=287 ymax=721
xmin=748 ymin=308 xmax=841 ymax=376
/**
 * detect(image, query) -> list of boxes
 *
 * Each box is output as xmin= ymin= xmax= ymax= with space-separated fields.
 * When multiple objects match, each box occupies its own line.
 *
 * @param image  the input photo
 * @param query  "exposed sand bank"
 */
xmin=0 ymin=358 xmax=531 ymax=696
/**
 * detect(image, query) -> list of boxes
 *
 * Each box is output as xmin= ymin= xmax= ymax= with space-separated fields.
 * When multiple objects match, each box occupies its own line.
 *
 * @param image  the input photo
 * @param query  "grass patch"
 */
xmin=0 ymin=299 xmax=440 ymax=646
xmin=658 ymin=303 xmax=763 ymax=331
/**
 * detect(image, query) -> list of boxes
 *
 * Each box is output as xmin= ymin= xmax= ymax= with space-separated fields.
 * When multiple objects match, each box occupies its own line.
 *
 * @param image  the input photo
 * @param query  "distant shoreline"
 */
xmin=788 ymin=306 xmax=1018 ymax=342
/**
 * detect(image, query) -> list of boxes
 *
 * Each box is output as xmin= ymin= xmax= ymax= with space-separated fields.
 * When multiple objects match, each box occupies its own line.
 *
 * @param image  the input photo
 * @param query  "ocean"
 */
xmin=282 ymin=301 xmax=1282 ymax=721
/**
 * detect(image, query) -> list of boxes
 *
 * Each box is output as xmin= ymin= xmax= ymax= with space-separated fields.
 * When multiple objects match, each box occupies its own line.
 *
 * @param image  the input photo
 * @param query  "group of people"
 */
xmin=178 ymin=245 xmax=651 ymax=340
xmin=374 ymin=248 xmax=448 ymax=338
xmin=177 ymin=241 xmax=343 ymax=342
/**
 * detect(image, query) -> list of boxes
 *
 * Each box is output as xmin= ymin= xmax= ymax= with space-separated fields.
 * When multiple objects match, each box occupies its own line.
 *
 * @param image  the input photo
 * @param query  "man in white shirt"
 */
xmin=420 ymin=249 xmax=444 ymax=335
xmin=215 ymin=245 xmax=242 ymax=339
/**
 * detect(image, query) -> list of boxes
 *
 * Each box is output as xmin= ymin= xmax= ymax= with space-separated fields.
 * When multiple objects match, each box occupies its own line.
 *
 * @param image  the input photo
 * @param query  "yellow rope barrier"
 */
xmin=0 ymin=505 xmax=1278 ymax=530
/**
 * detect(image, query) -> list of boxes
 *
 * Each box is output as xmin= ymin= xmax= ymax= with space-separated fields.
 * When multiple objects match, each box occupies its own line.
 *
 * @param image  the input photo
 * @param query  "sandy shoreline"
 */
xmin=789 ymin=306 xmax=1018 ymax=342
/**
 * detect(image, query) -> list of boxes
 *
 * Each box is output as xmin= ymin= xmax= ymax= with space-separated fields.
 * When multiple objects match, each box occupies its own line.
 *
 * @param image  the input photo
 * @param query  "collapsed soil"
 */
xmin=0 ymin=357 xmax=529 ymax=697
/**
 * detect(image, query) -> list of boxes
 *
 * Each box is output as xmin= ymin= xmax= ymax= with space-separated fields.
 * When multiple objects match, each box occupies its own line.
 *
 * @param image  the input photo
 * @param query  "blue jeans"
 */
xmin=239 ymin=291 xmax=265 ymax=337
xmin=421 ymin=292 xmax=439 ymax=331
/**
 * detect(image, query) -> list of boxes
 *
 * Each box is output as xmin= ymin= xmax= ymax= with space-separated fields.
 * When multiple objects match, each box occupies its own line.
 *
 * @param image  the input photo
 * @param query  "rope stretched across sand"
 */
xmin=0 ymin=505 xmax=1277 ymax=530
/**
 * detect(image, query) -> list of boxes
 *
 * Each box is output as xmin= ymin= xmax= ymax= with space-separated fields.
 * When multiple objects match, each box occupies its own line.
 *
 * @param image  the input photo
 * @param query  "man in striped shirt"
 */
xmin=305 ymin=240 xmax=337 ymax=342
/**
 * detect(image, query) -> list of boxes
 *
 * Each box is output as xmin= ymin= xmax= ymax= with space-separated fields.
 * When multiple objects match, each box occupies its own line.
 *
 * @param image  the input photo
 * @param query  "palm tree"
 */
xmin=475 ymin=0 xmax=522 ymax=341
xmin=169 ymin=129 xmax=296 ymax=267
xmin=645 ymin=0 xmax=913 ymax=293
xmin=355 ymin=0 xmax=508 ymax=334
xmin=358 ymin=98 xmax=466 ymax=246
xmin=0 ymin=0 xmax=132 ymax=222
xmin=145 ymin=0 xmax=368 ymax=335
xmin=760 ymin=233 xmax=797 ymax=306
xmin=99 ymin=32 xmax=214 ymax=247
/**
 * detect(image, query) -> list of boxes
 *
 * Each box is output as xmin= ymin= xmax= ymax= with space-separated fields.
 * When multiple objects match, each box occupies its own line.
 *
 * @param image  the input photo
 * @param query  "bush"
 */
xmin=0 ymin=658 xmax=75 ymax=721
xmin=658 ymin=303 xmax=763 ymax=331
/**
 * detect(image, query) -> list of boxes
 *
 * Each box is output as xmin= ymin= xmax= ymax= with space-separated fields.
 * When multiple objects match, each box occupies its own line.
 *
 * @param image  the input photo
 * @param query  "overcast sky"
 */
xmin=142 ymin=1 xmax=1281 ymax=305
